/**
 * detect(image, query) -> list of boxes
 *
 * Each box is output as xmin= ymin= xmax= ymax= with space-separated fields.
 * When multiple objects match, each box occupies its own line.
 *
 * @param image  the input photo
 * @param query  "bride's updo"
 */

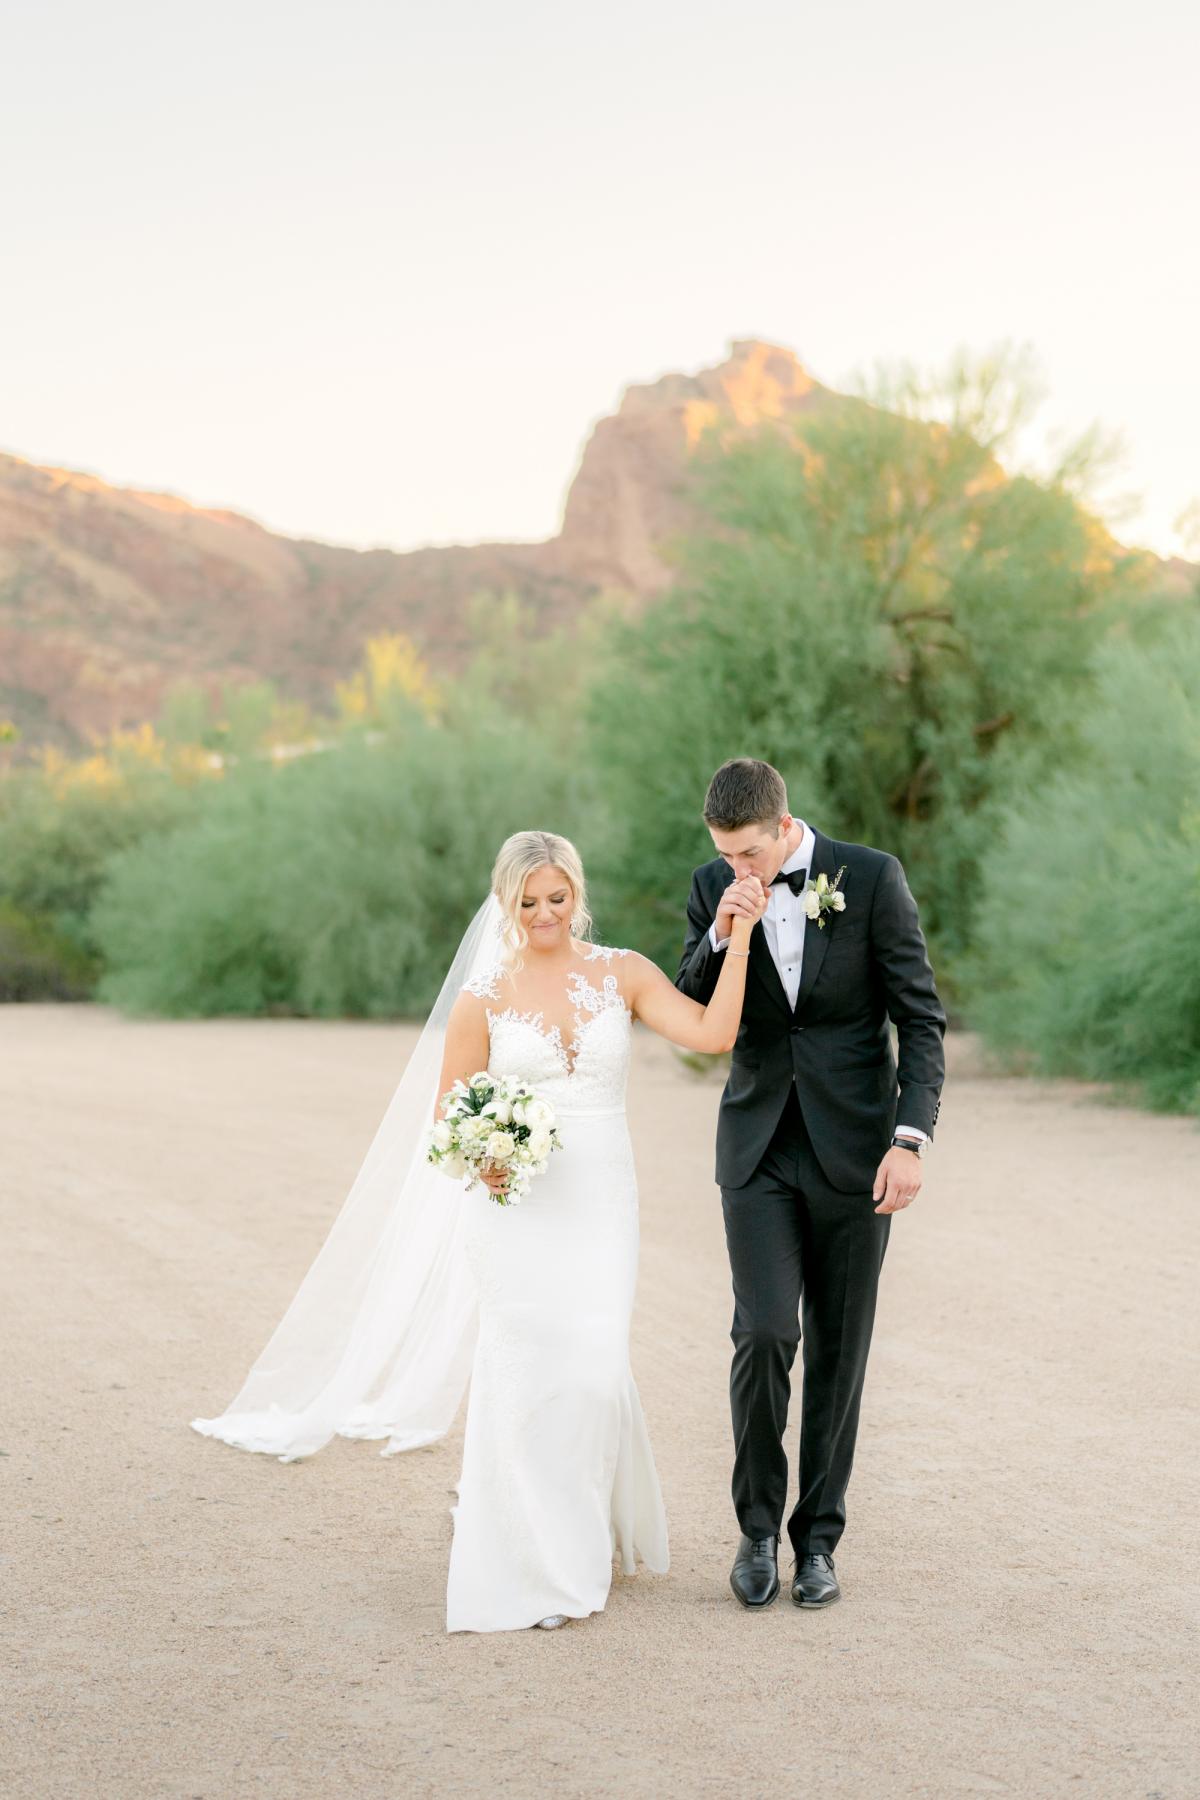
xmin=492 ymin=830 xmax=593 ymax=963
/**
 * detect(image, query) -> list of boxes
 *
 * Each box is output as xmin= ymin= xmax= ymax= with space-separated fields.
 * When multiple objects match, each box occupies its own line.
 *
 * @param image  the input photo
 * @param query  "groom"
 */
xmin=676 ymin=759 xmax=945 ymax=1609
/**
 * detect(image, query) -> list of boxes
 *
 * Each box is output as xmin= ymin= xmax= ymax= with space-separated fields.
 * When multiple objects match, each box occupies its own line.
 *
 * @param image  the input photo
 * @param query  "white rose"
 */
xmin=481 ymin=1098 xmax=512 ymax=1124
xmin=441 ymin=1153 xmax=467 ymax=1180
xmin=524 ymin=1099 xmax=555 ymax=1129
xmin=485 ymin=1130 xmax=516 ymax=1163
xmin=431 ymin=1120 xmax=453 ymax=1151
xmin=510 ymin=1099 xmax=530 ymax=1127
xmin=801 ymin=889 xmax=822 ymax=921
xmin=830 ymin=891 xmax=846 ymax=912
xmin=528 ymin=1129 xmax=551 ymax=1161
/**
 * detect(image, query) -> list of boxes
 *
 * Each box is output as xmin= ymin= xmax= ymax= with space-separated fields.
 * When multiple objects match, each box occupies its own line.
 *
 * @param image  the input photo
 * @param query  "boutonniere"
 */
xmin=800 ymin=866 xmax=847 ymax=929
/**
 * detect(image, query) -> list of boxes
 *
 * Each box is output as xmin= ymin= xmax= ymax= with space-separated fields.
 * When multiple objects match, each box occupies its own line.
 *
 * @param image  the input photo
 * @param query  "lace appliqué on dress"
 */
xmin=463 ymin=948 xmax=633 ymax=1090
xmin=565 ymin=967 xmax=624 ymax=1026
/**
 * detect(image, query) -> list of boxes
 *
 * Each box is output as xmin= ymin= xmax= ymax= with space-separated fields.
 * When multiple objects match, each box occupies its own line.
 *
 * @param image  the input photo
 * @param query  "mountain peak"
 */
xmin=554 ymin=338 xmax=829 ymax=593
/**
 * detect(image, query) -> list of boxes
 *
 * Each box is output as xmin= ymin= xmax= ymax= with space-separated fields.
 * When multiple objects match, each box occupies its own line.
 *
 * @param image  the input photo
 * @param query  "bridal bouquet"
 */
xmin=428 ymin=1073 xmax=562 ymax=1206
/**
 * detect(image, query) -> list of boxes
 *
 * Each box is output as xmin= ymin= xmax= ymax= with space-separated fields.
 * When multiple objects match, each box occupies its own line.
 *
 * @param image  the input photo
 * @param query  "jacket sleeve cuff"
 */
xmin=895 ymin=1092 xmax=941 ymax=1139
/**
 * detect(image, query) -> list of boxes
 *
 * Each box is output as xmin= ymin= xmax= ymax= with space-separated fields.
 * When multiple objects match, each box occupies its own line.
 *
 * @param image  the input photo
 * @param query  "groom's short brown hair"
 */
xmin=703 ymin=759 xmax=788 ymax=832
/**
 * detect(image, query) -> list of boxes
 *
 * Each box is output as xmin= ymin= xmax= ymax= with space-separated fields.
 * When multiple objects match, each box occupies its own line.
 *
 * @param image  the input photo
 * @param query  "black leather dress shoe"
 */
xmin=791 ymin=1552 xmax=840 ymax=1607
xmin=730 ymin=1533 xmax=780 ymax=1608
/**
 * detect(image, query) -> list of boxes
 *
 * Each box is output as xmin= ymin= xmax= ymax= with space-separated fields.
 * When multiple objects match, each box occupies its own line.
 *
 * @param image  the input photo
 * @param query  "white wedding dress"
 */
xmin=448 ymin=946 xmax=669 ymax=1632
xmin=190 ymin=896 xmax=667 ymax=1635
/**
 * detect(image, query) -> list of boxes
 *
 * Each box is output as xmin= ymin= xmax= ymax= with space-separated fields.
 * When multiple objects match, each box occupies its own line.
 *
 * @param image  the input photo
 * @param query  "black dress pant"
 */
xmin=721 ymin=1088 xmax=890 ymax=1557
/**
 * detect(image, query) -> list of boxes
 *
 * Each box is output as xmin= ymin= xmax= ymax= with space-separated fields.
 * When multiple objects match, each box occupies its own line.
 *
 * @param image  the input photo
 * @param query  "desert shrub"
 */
xmin=3 ymin=626 xmax=593 ymax=1016
xmin=0 ymin=728 xmax=194 ymax=996
xmin=0 ymin=901 xmax=96 ymax=1000
xmin=966 ymin=618 xmax=1200 ymax=1113
xmin=93 ymin=709 xmax=577 ymax=1017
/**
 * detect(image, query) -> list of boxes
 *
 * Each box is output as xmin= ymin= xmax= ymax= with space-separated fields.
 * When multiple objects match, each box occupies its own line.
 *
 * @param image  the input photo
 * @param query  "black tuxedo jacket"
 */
xmin=675 ymin=829 xmax=946 ymax=1192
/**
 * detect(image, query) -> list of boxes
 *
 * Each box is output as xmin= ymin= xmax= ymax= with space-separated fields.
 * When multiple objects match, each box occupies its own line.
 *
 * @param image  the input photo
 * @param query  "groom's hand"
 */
xmin=715 ymin=876 xmax=766 ymax=942
xmin=872 ymin=1146 xmax=922 ymax=1214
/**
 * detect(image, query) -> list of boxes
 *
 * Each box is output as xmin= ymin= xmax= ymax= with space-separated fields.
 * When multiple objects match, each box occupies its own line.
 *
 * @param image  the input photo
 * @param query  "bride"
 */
xmin=193 ymin=829 xmax=765 ymax=1633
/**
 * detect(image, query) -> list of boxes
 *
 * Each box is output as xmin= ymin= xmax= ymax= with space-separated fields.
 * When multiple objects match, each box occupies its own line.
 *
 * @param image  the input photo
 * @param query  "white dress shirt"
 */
xmin=709 ymin=821 xmax=814 ymax=1007
xmin=708 ymin=822 xmax=926 ymax=1145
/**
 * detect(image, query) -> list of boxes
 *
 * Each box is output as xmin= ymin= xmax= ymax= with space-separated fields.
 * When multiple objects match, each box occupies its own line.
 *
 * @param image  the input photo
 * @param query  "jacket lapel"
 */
xmin=793 ymin=830 xmax=843 ymax=1017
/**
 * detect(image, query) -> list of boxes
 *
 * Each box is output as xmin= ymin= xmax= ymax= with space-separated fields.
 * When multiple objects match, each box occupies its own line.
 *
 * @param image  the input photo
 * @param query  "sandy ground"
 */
xmin=2 ymin=1006 xmax=1198 ymax=1800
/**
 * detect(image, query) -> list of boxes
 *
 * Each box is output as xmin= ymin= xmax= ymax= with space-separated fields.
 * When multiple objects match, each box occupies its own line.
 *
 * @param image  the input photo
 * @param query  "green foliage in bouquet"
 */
xmin=966 ymin=617 xmax=1200 ymax=1114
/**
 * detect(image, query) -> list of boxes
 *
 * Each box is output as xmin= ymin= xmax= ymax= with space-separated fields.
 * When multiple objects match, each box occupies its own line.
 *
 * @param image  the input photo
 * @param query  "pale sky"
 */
xmin=2 ymin=0 xmax=1196 ymax=558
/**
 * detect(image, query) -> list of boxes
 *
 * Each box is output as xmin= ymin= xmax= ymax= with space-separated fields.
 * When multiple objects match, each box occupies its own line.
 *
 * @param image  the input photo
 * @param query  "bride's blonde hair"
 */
xmin=492 ymin=831 xmax=593 ymax=966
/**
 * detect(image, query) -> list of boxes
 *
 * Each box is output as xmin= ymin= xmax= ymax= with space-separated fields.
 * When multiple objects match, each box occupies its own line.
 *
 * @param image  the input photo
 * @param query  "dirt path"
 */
xmin=2 ymin=1007 xmax=1196 ymax=1799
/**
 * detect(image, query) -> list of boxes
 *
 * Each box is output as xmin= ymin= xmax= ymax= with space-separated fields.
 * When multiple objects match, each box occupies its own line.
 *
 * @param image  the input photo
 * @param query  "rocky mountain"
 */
xmin=0 ymin=341 xmax=852 ymax=752
xmin=547 ymin=338 xmax=840 ymax=593
xmin=0 ymin=339 xmax=1191 ymax=754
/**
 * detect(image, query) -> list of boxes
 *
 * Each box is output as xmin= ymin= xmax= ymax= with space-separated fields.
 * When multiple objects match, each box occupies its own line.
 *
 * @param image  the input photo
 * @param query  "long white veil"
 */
xmin=191 ymin=894 xmax=504 ymax=1463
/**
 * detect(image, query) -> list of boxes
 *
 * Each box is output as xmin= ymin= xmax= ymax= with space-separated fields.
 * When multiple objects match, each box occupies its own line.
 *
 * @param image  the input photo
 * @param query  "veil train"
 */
xmin=191 ymin=896 xmax=504 ymax=1462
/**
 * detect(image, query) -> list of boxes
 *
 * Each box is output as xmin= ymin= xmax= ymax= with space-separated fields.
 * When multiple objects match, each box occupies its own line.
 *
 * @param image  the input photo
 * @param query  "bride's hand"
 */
xmin=728 ymin=880 xmax=768 ymax=948
xmin=715 ymin=875 xmax=765 ymax=941
xmin=479 ymin=1161 xmax=509 ymax=1195
xmin=624 ymin=877 xmax=768 ymax=1053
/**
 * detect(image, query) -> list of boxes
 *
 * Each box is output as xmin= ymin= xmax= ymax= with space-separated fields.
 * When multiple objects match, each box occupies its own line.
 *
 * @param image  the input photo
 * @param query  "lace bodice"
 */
xmin=464 ymin=946 xmax=633 ymax=1116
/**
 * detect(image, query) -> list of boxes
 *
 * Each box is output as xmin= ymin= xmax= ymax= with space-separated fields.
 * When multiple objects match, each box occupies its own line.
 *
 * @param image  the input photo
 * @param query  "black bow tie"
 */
xmin=770 ymin=867 xmax=810 ymax=895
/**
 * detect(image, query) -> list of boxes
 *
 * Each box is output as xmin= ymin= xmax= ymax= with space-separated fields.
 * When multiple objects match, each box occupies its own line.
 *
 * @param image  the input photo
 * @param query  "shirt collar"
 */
xmin=779 ymin=820 xmax=814 ymax=878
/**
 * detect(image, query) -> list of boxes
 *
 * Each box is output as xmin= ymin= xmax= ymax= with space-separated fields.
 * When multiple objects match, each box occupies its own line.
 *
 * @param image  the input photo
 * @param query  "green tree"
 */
xmin=583 ymin=348 xmax=1157 ymax=979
